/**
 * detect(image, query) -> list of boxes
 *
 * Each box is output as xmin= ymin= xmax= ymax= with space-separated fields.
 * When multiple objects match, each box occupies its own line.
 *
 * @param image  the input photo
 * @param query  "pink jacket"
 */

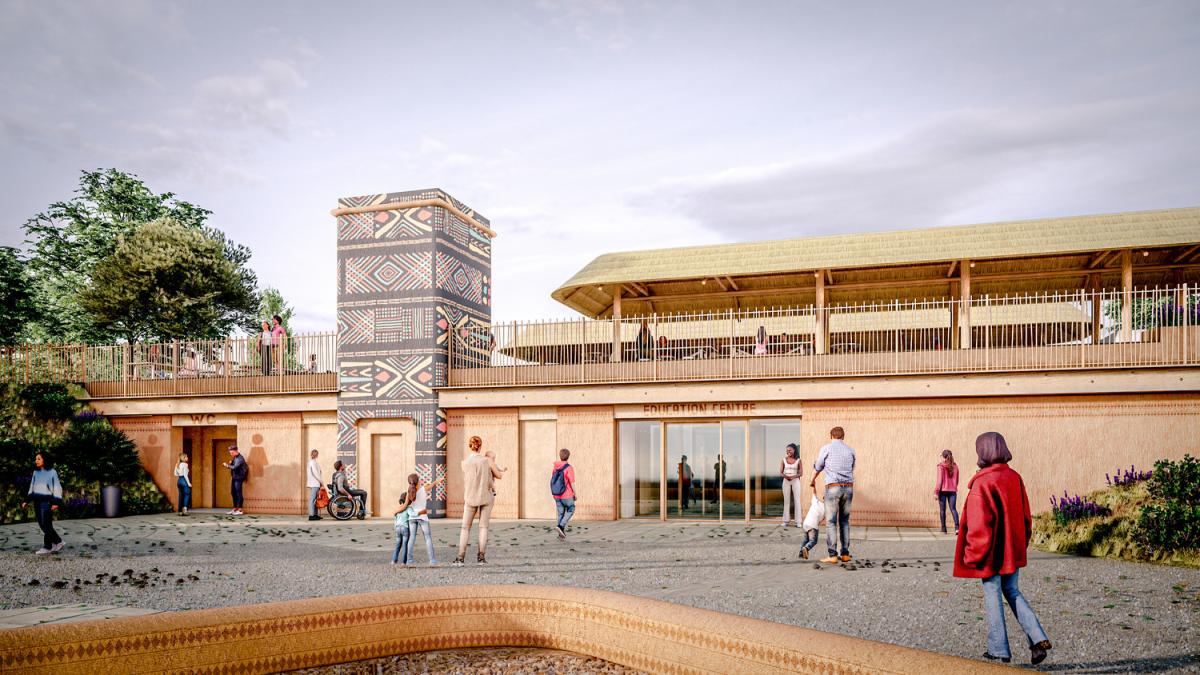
xmin=552 ymin=460 xmax=575 ymax=499
xmin=936 ymin=462 xmax=959 ymax=493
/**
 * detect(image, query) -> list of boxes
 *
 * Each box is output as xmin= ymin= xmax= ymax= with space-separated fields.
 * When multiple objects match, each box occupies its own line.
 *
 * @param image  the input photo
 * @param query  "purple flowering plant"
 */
xmin=1050 ymin=491 xmax=1109 ymax=525
xmin=1106 ymin=465 xmax=1152 ymax=488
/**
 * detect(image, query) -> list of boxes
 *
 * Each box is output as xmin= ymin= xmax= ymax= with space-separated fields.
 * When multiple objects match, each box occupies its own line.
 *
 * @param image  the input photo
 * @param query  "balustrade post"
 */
xmin=122 ymin=343 xmax=129 ymax=397
xmin=728 ymin=309 xmax=734 ymax=379
xmin=224 ymin=338 xmax=231 ymax=394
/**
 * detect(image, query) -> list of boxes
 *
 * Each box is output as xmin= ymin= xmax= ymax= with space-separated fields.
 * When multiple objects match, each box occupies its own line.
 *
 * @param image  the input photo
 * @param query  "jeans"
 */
xmin=231 ymin=480 xmax=244 ymax=508
xmin=939 ymin=491 xmax=959 ymax=531
xmin=406 ymin=519 xmax=437 ymax=564
xmin=555 ymin=497 xmax=576 ymax=530
xmin=261 ymin=345 xmax=272 ymax=375
xmin=33 ymin=497 xmax=61 ymax=549
xmin=348 ymin=488 xmax=368 ymax=514
xmin=982 ymin=570 xmax=1049 ymax=659
xmin=457 ymin=502 xmax=494 ymax=558
xmin=177 ymin=478 xmax=191 ymax=512
xmin=308 ymin=487 xmax=320 ymax=516
xmin=392 ymin=526 xmax=410 ymax=564
xmin=824 ymin=485 xmax=853 ymax=556
xmin=801 ymin=528 xmax=819 ymax=553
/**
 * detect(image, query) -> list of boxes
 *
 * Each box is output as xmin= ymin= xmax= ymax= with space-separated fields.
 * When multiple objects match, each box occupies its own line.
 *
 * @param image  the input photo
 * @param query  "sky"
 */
xmin=1 ymin=1 xmax=1197 ymax=332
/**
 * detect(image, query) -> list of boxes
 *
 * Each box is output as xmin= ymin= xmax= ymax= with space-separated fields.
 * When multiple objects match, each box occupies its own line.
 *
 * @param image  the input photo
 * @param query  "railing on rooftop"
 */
xmin=449 ymin=286 xmax=1199 ymax=387
xmin=0 ymin=332 xmax=338 ymax=398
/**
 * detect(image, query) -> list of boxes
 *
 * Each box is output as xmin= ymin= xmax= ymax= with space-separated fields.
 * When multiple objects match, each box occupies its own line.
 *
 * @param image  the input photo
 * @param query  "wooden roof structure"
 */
xmin=552 ymin=207 xmax=1200 ymax=318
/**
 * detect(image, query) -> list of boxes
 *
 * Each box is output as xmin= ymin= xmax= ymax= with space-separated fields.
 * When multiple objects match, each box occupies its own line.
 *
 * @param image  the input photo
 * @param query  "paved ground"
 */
xmin=1 ymin=514 xmax=1197 ymax=673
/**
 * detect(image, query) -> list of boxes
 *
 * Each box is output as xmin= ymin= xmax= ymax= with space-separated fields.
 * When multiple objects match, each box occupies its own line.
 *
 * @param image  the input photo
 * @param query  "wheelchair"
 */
xmin=326 ymin=484 xmax=367 ymax=520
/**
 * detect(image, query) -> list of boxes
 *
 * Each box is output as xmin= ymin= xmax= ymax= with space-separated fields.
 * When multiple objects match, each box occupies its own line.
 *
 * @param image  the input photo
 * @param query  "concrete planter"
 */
xmin=101 ymin=485 xmax=121 ymax=518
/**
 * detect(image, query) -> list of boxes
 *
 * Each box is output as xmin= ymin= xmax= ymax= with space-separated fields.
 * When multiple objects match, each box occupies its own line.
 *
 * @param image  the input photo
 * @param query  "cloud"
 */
xmin=534 ymin=0 xmax=633 ymax=52
xmin=635 ymin=93 xmax=1200 ymax=240
xmin=195 ymin=58 xmax=308 ymax=139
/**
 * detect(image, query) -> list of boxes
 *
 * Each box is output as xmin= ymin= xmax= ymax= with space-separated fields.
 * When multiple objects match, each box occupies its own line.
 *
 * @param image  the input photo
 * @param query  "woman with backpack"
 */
xmin=551 ymin=448 xmax=576 ymax=539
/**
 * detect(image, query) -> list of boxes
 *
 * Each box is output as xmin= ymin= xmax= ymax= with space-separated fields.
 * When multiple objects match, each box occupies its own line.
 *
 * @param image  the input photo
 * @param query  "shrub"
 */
xmin=1107 ymin=465 xmax=1152 ymax=488
xmin=18 ymin=383 xmax=78 ymax=422
xmin=55 ymin=418 xmax=141 ymax=487
xmin=122 ymin=474 xmax=171 ymax=515
xmin=1136 ymin=455 xmax=1200 ymax=553
xmin=1051 ymin=492 xmax=1109 ymax=525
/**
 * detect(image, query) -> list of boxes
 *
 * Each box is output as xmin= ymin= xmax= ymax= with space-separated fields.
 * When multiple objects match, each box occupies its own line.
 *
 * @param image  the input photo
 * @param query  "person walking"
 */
xmin=307 ymin=449 xmax=323 ymax=521
xmin=810 ymin=426 xmax=855 ymax=564
xmin=406 ymin=473 xmax=446 ymax=565
xmin=256 ymin=320 xmax=273 ymax=375
xmin=780 ymin=443 xmax=803 ymax=527
xmin=22 ymin=452 xmax=63 ymax=555
xmin=954 ymin=432 xmax=1052 ymax=665
xmin=677 ymin=455 xmax=693 ymax=512
xmin=174 ymin=453 xmax=192 ymax=516
xmin=222 ymin=445 xmax=248 ymax=515
xmin=453 ymin=436 xmax=505 ymax=566
xmin=935 ymin=449 xmax=960 ymax=534
xmin=551 ymin=448 xmax=576 ymax=539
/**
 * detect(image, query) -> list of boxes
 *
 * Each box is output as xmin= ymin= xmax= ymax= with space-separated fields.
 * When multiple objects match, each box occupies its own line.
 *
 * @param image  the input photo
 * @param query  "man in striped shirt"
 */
xmin=811 ymin=426 xmax=856 ymax=564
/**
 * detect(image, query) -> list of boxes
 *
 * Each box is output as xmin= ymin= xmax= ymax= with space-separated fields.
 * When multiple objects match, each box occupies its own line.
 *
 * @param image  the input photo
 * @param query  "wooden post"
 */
xmin=949 ymin=281 xmax=960 ymax=350
xmin=172 ymin=340 xmax=179 ymax=396
xmin=815 ymin=271 xmax=828 ymax=355
xmin=223 ymin=339 xmax=231 ymax=394
xmin=1121 ymin=249 xmax=1133 ymax=343
xmin=122 ymin=343 xmax=129 ymax=397
xmin=611 ymin=288 xmax=622 ymax=363
xmin=960 ymin=260 xmax=972 ymax=350
xmin=1089 ymin=274 xmax=1102 ymax=345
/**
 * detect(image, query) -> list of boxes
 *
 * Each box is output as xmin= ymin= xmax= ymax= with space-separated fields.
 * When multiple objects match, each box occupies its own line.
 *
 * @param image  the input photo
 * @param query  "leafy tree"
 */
xmin=0 ymin=247 xmax=38 ymax=344
xmin=246 ymin=287 xmax=295 ymax=334
xmin=23 ymin=169 xmax=257 ymax=341
xmin=80 ymin=219 xmax=257 ymax=341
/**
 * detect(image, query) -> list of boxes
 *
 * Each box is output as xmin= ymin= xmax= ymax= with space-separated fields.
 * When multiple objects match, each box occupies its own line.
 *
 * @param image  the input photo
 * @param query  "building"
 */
xmin=8 ymin=198 xmax=1198 ymax=526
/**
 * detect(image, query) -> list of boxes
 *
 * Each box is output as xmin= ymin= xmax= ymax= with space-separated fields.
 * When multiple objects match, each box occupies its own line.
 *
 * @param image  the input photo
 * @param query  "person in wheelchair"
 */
xmin=331 ymin=460 xmax=369 ymax=516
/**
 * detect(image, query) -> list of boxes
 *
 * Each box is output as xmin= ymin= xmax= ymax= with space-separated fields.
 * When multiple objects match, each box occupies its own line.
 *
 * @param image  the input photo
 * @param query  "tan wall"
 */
xmin=556 ymin=406 xmax=617 ymax=521
xmin=112 ymin=416 xmax=175 ymax=506
xmin=446 ymin=409 xmax=519 ymax=518
xmin=802 ymin=394 xmax=1200 ymax=526
xmin=302 ymin=422 xmax=338 ymax=487
xmin=237 ymin=413 xmax=304 ymax=514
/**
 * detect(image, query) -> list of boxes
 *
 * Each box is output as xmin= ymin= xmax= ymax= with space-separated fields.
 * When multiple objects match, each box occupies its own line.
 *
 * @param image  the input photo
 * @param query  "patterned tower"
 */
xmin=334 ymin=188 xmax=492 ymax=516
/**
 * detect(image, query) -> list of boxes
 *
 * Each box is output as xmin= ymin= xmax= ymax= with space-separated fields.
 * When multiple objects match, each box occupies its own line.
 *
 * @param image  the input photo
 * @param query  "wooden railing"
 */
xmin=0 ymin=332 xmax=338 ymax=398
xmin=450 ymin=286 xmax=1200 ymax=387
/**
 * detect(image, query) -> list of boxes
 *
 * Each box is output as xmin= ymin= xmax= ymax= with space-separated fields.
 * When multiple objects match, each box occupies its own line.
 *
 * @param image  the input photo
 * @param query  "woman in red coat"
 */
xmin=954 ymin=432 xmax=1052 ymax=665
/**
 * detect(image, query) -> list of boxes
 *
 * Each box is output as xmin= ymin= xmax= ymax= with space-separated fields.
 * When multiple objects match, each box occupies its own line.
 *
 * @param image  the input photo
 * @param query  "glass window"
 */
xmin=619 ymin=421 xmax=661 ymax=518
xmin=748 ymin=419 xmax=801 ymax=520
xmin=666 ymin=423 xmax=721 ymax=518
xmin=720 ymin=421 xmax=746 ymax=520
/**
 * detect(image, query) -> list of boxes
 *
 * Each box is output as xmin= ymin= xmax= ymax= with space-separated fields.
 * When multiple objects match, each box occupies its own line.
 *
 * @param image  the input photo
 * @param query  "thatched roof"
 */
xmin=553 ymin=207 xmax=1200 ymax=317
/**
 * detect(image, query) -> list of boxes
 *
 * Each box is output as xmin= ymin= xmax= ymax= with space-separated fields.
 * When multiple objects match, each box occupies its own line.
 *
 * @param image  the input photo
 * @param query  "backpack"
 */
xmin=550 ymin=463 xmax=570 ymax=497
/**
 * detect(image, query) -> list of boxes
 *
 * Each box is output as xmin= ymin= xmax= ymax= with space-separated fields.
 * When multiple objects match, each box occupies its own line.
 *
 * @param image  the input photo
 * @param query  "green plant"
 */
xmin=56 ymin=417 xmax=141 ymax=487
xmin=18 ymin=383 xmax=79 ymax=423
xmin=121 ymin=474 xmax=171 ymax=515
xmin=1136 ymin=455 xmax=1200 ymax=553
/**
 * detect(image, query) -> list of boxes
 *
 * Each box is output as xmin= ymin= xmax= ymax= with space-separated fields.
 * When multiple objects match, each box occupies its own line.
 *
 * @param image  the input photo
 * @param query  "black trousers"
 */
xmin=231 ymin=480 xmax=245 ymax=508
xmin=33 ymin=497 xmax=62 ymax=549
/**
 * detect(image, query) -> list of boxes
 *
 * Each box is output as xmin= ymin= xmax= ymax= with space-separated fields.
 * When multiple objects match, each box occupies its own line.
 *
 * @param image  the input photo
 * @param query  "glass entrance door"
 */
xmin=666 ymin=422 xmax=746 ymax=519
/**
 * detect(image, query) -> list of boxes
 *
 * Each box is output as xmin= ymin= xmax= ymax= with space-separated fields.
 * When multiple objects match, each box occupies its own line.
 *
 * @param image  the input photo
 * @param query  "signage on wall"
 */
xmin=614 ymin=401 xmax=799 ymax=419
xmin=172 ymin=414 xmax=237 ymax=427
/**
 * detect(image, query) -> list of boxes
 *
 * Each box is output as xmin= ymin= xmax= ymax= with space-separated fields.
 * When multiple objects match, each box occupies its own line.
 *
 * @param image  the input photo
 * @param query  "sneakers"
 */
xmin=308 ymin=515 xmax=321 ymax=521
xmin=1031 ymin=640 xmax=1052 ymax=665
xmin=226 ymin=509 xmax=237 ymax=515
xmin=799 ymin=547 xmax=809 ymax=560
xmin=477 ymin=552 xmax=487 ymax=565
xmin=839 ymin=554 xmax=852 ymax=563
xmin=819 ymin=556 xmax=840 ymax=564
xmin=795 ymin=523 xmax=803 ymax=529
xmin=780 ymin=522 xmax=790 ymax=527
xmin=233 ymin=509 xmax=244 ymax=516
xmin=451 ymin=557 xmax=464 ymax=567
xmin=555 ymin=525 xmax=566 ymax=539
xmin=50 ymin=542 xmax=64 ymax=554
xmin=983 ymin=652 xmax=1011 ymax=664
xmin=35 ymin=547 xmax=51 ymax=555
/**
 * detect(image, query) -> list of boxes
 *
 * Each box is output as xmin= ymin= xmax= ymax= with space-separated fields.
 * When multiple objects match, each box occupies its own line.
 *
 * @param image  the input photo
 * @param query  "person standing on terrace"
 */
xmin=954 ymin=432 xmax=1051 ymax=665
xmin=635 ymin=319 xmax=653 ymax=361
xmin=256 ymin=320 xmax=273 ymax=375
xmin=271 ymin=315 xmax=287 ymax=373
xmin=811 ymin=426 xmax=855 ymax=564
xmin=754 ymin=325 xmax=769 ymax=355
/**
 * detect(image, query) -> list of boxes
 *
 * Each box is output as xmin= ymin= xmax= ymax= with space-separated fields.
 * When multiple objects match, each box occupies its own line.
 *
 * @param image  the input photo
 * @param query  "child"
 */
xmin=799 ymin=493 xmax=826 ymax=560
xmin=405 ymin=474 xmax=447 ymax=566
xmin=392 ymin=495 xmax=414 ymax=565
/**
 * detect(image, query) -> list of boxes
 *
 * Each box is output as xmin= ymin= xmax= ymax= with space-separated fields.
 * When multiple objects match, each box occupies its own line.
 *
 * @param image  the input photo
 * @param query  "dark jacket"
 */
xmin=953 ymin=463 xmax=1032 ymax=579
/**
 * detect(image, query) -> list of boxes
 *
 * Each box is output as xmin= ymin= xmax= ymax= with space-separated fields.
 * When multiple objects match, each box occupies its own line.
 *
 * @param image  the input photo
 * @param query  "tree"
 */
xmin=23 ymin=169 xmax=257 ymax=341
xmin=245 ymin=287 xmax=295 ymax=334
xmin=79 ymin=219 xmax=257 ymax=341
xmin=0 ymin=247 xmax=38 ymax=344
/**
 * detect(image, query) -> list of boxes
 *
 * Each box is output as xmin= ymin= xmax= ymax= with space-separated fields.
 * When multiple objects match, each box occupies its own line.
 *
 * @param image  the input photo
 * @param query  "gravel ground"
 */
xmin=285 ymin=647 xmax=637 ymax=674
xmin=1 ymin=515 xmax=1197 ymax=673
